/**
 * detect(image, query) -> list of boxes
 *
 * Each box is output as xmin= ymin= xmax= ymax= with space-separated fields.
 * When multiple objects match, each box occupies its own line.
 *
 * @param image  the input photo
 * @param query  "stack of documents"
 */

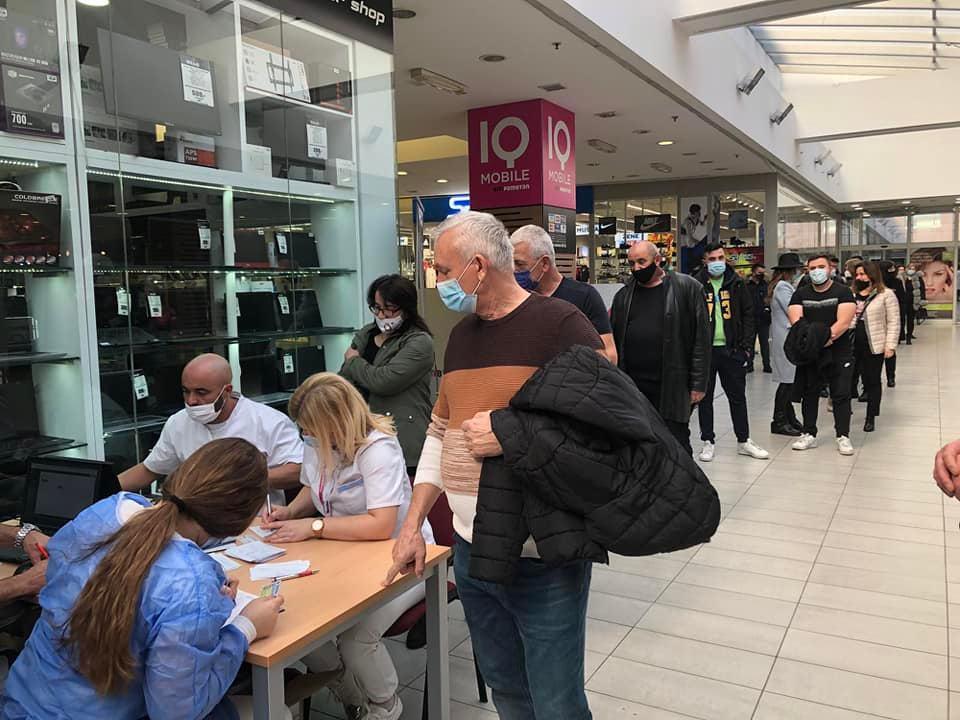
xmin=249 ymin=560 xmax=311 ymax=581
xmin=225 ymin=541 xmax=286 ymax=564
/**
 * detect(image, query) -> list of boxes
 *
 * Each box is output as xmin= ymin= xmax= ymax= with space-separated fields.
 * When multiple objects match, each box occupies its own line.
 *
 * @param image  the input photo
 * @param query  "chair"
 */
xmin=384 ymin=490 xmax=487 ymax=719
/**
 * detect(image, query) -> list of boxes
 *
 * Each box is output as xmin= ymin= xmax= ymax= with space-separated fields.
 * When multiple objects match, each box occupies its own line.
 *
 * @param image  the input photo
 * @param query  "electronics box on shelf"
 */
xmin=0 ymin=189 xmax=61 ymax=267
xmin=164 ymin=130 xmax=217 ymax=168
xmin=244 ymin=143 xmax=273 ymax=178
xmin=335 ymin=158 xmax=355 ymax=187
xmin=242 ymin=39 xmax=310 ymax=103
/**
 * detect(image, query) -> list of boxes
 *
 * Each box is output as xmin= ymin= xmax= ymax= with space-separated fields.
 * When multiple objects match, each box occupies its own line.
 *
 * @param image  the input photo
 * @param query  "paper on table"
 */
xmin=249 ymin=560 xmax=310 ymax=581
xmin=249 ymin=525 xmax=276 ymax=539
xmin=224 ymin=590 xmax=257 ymax=627
xmin=209 ymin=552 xmax=240 ymax=572
xmin=225 ymin=541 xmax=286 ymax=564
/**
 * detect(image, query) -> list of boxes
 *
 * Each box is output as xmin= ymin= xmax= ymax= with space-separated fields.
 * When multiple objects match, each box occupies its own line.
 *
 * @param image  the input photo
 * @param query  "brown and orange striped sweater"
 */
xmin=428 ymin=293 xmax=602 ymax=552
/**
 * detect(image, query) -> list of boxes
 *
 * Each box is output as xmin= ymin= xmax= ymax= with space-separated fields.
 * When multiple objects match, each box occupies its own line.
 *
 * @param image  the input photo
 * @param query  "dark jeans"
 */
xmin=801 ymin=342 xmax=853 ymax=438
xmin=852 ymin=349 xmax=884 ymax=418
xmin=454 ymin=537 xmax=593 ymax=720
xmin=752 ymin=322 xmax=771 ymax=371
xmin=699 ymin=346 xmax=750 ymax=443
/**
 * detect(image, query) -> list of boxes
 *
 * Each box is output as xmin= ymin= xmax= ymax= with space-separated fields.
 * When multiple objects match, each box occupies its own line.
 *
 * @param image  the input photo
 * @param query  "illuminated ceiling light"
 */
xmin=900 ymin=200 xmax=911 ymax=204
xmin=657 ymin=140 xmax=674 ymax=146
xmin=397 ymin=170 xmax=408 ymax=176
xmin=436 ymin=178 xmax=449 ymax=183
xmin=78 ymin=0 xmax=110 ymax=5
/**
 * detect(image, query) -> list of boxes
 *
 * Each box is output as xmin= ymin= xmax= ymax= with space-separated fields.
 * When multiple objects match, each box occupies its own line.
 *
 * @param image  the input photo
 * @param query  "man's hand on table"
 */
xmin=383 ymin=525 xmax=426 ymax=586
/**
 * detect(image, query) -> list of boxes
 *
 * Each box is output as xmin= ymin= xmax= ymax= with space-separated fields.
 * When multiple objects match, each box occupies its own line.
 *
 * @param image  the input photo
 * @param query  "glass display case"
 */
xmin=0 ymin=0 xmax=395 ymax=483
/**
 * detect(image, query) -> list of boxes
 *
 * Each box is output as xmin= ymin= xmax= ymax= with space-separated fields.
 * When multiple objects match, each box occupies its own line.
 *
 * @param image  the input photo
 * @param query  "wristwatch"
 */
xmin=311 ymin=519 xmax=325 ymax=539
xmin=14 ymin=523 xmax=38 ymax=551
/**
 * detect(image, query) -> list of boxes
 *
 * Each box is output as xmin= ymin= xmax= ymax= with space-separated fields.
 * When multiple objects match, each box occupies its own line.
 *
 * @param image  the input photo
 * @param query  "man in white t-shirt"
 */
xmin=118 ymin=354 xmax=303 ymax=506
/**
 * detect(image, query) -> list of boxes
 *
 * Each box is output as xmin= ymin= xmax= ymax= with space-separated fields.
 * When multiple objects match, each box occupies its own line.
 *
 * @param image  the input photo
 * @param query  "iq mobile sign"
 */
xmin=468 ymin=99 xmax=576 ymax=211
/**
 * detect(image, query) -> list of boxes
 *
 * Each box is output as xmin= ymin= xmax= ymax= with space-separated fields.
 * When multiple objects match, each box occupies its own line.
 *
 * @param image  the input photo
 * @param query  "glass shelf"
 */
xmin=249 ymin=391 xmax=293 ymax=407
xmin=0 ymin=438 xmax=87 ymax=464
xmin=91 ymin=265 xmax=356 ymax=277
xmin=236 ymin=327 xmax=356 ymax=341
xmin=0 ymin=352 xmax=77 ymax=368
xmin=103 ymin=415 xmax=168 ymax=436
xmin=0 ymin=265 xmax=72 ymax=275
xmin=96 ymin=328 xmax=355 ymax=352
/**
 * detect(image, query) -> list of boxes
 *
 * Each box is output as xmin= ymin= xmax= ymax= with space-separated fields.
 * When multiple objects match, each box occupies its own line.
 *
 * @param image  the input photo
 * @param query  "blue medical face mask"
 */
xmin=707 ymin=261 xmax=726 ymax=278
xmin=437 ymin=260 xmax=481 ymax=314
xmin=301 ymin=435 xmax=318 ymax=449
xmin=809 ymin=267 xmax=830 ymax=286
xmin=514 ymin=270 xmax=536 ymax=291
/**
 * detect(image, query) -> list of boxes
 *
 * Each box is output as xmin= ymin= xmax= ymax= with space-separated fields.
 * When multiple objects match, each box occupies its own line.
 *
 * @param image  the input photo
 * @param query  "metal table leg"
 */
xmin=252 ymin=663 xmax=286 ymax=720
xmin=424 ymin=561 xmax=450 ymax=720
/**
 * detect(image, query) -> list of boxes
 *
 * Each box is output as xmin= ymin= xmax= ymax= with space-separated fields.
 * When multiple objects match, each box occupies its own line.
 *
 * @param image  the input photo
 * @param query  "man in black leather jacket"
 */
xmin=610 ymin=241 xmax=711 ymax=455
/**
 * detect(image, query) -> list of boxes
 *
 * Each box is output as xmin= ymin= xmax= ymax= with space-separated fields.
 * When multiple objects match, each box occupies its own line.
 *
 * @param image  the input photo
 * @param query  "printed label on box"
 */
xmin=147 ymin=293 xmax=162 ymax=318
xmin=278 ymin=295 xmax=290 ymax=315
xmin=276 ymin=232 xmax=288 ymax=255
xmin=306 ymin=121 xmax=328 ymax=161
xmin=283 ymin=354 xmax=294 ymax=374
xmin=198 ymin=225 xmax=212 ymax=250
xmin=116 ymin=287 xmax=129 ymax=316
xmin=133 ymin=373 xmax=149 ymax=400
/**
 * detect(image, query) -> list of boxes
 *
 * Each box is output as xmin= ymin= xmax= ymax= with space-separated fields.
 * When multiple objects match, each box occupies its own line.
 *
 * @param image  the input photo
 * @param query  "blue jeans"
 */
xmin=453 ymin=536 xmax=592 ymax=720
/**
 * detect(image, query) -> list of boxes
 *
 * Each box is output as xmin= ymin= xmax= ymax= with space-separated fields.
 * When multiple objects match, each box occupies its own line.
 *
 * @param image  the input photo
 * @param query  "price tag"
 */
xmin=116 ymin=287 xmax=129 ymax=316
xmin=180 ymin=56 xmax=215 ymax=107
xmin=282 ymin=354 xmax=294 ymax=374
xmin=276 ymin=233 xmax=288 ymax=255
xmin=198 ymin=225 xmax=212 ymax=250
xmin=306 ymin=121 xmax=328 ymax=161
xmin=147 ymin=293 xmax=162 ymax=318
xmin=278 ymin=295 xmax=290 ymax=315
xmin=133 ymin=373 xmax=149 ymax=400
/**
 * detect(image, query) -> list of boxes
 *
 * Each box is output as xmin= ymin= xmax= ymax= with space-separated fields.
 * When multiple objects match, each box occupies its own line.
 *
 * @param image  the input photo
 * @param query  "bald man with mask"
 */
xmin=119 ymin=354 xmax=302 ymax=507
xmin=609 ymin=242 xmax=711 ymax=455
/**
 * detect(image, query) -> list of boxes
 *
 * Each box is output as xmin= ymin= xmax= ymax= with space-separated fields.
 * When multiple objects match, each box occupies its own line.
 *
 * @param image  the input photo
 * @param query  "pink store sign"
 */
xmin=468 ymin=99 xmax=576 ymax=210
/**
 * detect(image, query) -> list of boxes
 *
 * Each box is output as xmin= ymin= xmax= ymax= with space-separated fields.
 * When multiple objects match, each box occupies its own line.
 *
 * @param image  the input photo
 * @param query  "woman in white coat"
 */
xmin=769 ymin=253 xmax=804 ymax=436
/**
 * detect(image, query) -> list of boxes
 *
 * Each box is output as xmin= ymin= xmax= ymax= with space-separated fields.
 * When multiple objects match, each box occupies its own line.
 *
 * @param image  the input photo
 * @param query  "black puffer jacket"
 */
xmin=469 ymin=345 xmax=721 ymax=584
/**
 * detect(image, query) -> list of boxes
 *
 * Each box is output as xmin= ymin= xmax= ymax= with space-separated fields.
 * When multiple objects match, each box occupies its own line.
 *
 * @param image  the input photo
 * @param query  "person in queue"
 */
xmin=768 ymin=253 xmax=804 ymax=436
xmin=746 ymin=263 xmax=772 ymax=374
xmin=880 ymin=260 xmax=905 ymax=387
xmin=903 ymin=263 xmax=925 ymax=344
xmin=119 ymin=353 xmax=303 ymax=509
xmin=609 ymin=240 xmax=711 ymax=455
xmin=788 ymin=254 xmax=857 ymax=455
xmin=510 ymin=224 xmax=618 ymax=364
xmin=850 ymin=261 xmax=899 ymax=433
xmin=340 ymin=274 xmax=435 ymax=476
xmin=385 ymin=211 xmax=603 ymax=720
xmin=0 ymin=439 xmax=285 ymax=720
xmin=694 ymin=243 xmax=769 ymax=462
xmin=261 ymin=373 xmax=434 ymax=720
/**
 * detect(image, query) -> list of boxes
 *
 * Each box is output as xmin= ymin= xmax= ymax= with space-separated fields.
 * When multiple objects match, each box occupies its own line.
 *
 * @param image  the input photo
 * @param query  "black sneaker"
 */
xmin=887 ymin=379 xmax=896 ymax=388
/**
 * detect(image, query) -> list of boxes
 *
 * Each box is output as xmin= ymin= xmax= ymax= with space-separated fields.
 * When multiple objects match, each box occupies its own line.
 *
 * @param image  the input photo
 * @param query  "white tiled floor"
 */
xmin=313 ymin=322 xmax=960 ymax=719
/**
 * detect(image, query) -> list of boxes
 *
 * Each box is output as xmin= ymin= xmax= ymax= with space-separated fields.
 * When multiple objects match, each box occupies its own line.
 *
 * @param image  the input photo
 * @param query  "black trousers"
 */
xmin=903 ymin=306 xmax=916 ymax=340
xmin=636 ymin=384 xmax=694 ymax=456
xmin=801 ymin=343 xmax=853 ymax=438
xmin=699 ymin=346 xmax=750 ymax=443
xmin=773 ymin=383 xmax=801 ymax=426
xmin=885 ymin=353 xmax=896 ymax=383
xmin=752 ymin=322 xmax=771 ymax=371
xmin=852 ymin=346 xmax=884 ymax=418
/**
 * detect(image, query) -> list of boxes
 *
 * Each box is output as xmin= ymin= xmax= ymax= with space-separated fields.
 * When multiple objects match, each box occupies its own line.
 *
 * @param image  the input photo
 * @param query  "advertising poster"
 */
xmin=727 ymin=247 xmax=765 ymax=278
xmin=910 ymin=247 xmax=956 ymax=319
xmin=679 ymin=197 xmax=708 ymax=273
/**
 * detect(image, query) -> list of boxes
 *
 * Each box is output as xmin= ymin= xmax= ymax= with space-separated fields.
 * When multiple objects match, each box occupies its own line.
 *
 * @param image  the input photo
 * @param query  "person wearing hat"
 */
xmin=768 ymin=253 xmax=804 ymax=435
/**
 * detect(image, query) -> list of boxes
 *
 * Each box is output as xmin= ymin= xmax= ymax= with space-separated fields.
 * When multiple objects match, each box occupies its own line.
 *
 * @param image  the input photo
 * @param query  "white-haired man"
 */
xmin=511 ymin=224 xmax=617 ymax=364
xmin=385 ymin=211 xmax=601 ymax=720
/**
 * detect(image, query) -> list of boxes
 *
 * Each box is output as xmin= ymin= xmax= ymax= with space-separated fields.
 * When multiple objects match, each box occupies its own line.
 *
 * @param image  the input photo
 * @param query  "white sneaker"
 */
xmin=366 ymin=696 xmax=403 ymax=720
xmin=698 ymin=441 xmax=716 ymax=462
xmin=738 ymin=439 xmax=770 ymax=460
xmin=837 ymin=436 xmax=855 ymax=456
xmin=792 ymin=433 xmax=818 ymax=451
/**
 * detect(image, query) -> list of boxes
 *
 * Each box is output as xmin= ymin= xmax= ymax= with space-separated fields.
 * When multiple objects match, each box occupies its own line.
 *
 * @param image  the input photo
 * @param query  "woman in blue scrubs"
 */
xmin=1 ymin=438 xmax=284 ymax=720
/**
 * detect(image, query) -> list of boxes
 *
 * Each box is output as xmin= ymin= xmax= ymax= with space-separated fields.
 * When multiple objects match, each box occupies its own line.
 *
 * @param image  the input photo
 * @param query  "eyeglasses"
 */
xmin=369 ymin=304 xmax=401 ymax=317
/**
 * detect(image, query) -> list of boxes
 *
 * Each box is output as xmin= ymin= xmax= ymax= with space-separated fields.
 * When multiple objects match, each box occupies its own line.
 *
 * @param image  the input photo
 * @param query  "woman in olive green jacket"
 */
xmin=340 ymin=275 xmax=435 ymax=474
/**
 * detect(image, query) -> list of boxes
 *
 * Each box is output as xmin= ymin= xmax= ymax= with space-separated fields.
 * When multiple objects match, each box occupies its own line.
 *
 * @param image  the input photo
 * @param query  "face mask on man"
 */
xmin=184 ymin=386 xmax=227 ymax=424
xmin=375 ymin=314 xmax=404 ymax=334
xmin=809 ymin=267 xmax=830 ymax=286
xmin=437 ymin=260 xmax=481 ymax=314
xmin=707 ymin=261 xmax=726 ymax=278
xmin=907 ymin=269 xmax=917 ymax=277
xmin=514 ymin=265 xmax=543 ymax=292
xmin=632 ymin=264 xmax=658 ymax=285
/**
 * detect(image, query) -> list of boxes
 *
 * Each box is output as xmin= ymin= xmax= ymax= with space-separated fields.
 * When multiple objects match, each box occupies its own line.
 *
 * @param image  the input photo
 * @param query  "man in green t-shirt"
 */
xmin=694 ymin=243 xmax=769 ymax=463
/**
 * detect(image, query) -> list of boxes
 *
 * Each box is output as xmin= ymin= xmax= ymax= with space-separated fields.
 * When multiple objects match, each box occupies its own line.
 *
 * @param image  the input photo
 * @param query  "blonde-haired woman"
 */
xmin=262 ymin=373 xmax=433 ymax=720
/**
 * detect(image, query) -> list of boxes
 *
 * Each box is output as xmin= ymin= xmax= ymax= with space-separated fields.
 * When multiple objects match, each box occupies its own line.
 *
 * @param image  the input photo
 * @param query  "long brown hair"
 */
xmin=289 ymin=372 xmax=395 ymax=470
xmin=855 ymin=261 xmax=886 ymax=292
xmin=65 ymin=438 xmax=267 ymax=696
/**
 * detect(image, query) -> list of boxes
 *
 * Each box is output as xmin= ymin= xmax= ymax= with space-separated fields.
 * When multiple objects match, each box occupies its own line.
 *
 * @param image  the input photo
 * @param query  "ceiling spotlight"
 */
xmin=682 ymin=152 xmax=698 ymax=157
xmin=479 ymin=54 xmax=506 ymax=63
xmin=649 ymin=162 xmax=672 ymax=174
xmin=587 ymin=138 xmax=617 ymax=154
xmin=393 ymin=8 xmax=416 ymax=19
xmin=657 ymin=140 xmax=674 ymax=146
xmin=585 ymin=162 xmax=600 ymax=167
xmin=436 ymin=178 xmax=449 ymax=184
xmin=397 ymin=170 xmax=408 ymax=176
xmin=595 ymin=110 xmax=618 ymax=119
xmin=826 ymin=162 xmax=843 ymax=178
xmin=814 ymin=149 xmax=833 ymax=166
xmin=900 ymin=199 xmax=912 ymax=204
xmin=632 ymin=129 xmax=650 ymax=135
xmin=700 ymin=160 xmax=714 ymax=164
xmin=409 ymin=67 xmax=467 ymax=95
xmin=862 ymin=212 xmax=872 ymax=217
xmin=538 ymin=83 xmax=566 ymax=92
xmin=78 ymin=0 xmax=110 ymax=4
xmin=713 ymin=167 xmax=729 ymax=171
xmin=737 ymin=67 xmax=765 ymax=95
xmin=770 ymin=103 xmax=794 ymax=125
